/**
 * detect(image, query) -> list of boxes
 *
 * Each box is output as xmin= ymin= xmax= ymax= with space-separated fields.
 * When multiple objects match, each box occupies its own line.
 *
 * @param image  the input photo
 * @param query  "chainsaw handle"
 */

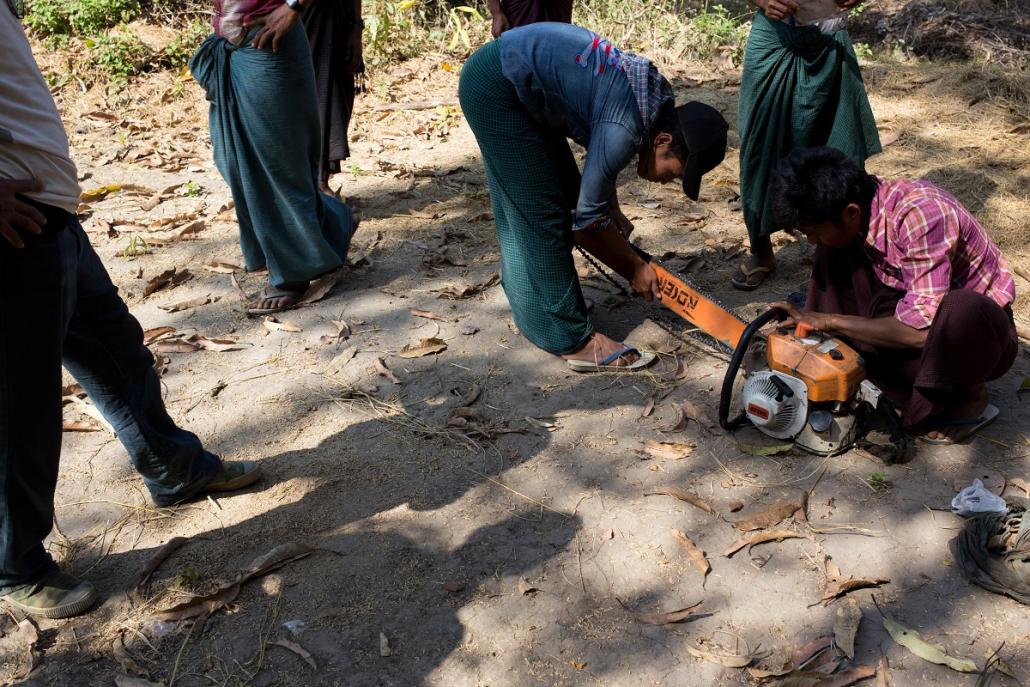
xmin=718 ymin=306 xmax=788 ymax=431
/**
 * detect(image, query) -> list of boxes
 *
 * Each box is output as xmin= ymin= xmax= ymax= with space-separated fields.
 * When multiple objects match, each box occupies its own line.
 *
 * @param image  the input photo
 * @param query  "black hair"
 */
xmin=768 ymin=147 xmax=879 ymax=230
xmin=649 ymin=99 xmax=686 ymax=161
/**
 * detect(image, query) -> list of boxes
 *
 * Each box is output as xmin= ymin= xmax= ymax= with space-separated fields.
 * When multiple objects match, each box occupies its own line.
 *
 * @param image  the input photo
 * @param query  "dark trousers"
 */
xmin=807 ymin=242 xmax=1018 ymax=428
xmin=0 ymin=212 xmax=220 ymax=590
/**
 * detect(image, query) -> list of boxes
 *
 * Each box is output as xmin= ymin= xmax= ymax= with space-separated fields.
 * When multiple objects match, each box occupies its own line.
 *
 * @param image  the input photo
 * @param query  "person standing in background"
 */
xmin=302 ymin=0 xmax=364 ymax=195
xmin=190 ymin=0 xmax=357 ymax=315
xmin=487 ymin=0 xmax=573 ymax=37
xmin=731 ymin=0 xmax=880 ymax=290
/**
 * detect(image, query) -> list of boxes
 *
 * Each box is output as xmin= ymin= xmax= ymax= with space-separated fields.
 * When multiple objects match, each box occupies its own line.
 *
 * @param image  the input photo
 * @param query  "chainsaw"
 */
xmin=579 ymin=244 xmax=910 ymax=461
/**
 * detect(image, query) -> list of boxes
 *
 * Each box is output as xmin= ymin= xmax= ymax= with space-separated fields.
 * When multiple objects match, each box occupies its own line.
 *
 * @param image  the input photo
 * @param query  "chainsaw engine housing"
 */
xmin=740 ymin=327 xmax=867 ymax=455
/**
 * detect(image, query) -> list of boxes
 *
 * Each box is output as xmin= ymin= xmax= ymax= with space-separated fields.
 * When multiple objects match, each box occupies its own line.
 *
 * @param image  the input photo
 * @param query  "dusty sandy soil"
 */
xmin=3 ymin=30 xmax=1030 ymax=687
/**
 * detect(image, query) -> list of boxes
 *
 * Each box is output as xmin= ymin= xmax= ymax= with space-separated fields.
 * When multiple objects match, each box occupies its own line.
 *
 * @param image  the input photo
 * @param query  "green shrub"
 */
xmin=88 ymin=32 xmax=149 ymax=79
xmin=69 ymin=0 xmax=140 ymax=35
xmin=161 ymin=17 xmax=209 ymax=69
xmin=23 ymin=0 xmax=72 ymax=37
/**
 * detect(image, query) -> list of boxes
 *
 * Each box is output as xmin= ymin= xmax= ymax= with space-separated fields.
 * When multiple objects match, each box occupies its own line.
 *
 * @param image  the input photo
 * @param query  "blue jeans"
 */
xmin=0 ymin=211 xmax=221 ymax=590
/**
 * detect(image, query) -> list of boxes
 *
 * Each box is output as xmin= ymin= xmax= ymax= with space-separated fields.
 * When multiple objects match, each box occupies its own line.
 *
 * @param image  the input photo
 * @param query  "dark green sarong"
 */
xmin=738 ymin=11 xmax=881 ymax=244
xmin=190 ymin=25 xmax=354 ymax=287
xmin=458 ymin=40 xmax=591 ymax=355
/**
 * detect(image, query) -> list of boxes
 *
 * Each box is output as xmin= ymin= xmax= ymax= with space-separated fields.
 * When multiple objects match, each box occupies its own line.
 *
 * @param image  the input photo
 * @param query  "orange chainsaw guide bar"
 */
xmin=650 ymin=262 xmax=746 ymax=351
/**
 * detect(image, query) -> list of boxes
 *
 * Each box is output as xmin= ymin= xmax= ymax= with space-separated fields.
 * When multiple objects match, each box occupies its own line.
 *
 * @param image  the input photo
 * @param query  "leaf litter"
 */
xmin=880 ymin=612 xmax=978 ymax=673
xmin=733 ymin=495 xmax=804 ymax=531
xmin=671 ymin=529 xmax=710 ymax=582
xmin=724 ymin=530 xmax=804 ymax=557
xmin=647 ymin=486 xmax=716 ymax=515
xmin=398 ymin=337 xmax=448 ymax=358
xmin=833 ymin=598 xmax=862 ymax=659
xmin=820 ymin=556 xmax=889 ymax=605
xmin=271 ymin=639 xmax=317 ymax=670
xmin=629 ymin=600 xmax=703 ymax=625
xmin=154 ymin=542 xmax=312 ymax=622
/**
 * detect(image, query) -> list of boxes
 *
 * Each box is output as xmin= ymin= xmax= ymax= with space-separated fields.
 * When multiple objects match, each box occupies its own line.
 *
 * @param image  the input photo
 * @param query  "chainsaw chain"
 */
xmin=575 ymin=245 xmax=744 ymax=359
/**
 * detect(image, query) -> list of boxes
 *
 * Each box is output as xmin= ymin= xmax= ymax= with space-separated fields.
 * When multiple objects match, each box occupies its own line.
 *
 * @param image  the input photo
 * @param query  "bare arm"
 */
xmin=575 ymin=224 xmax=660 ymax=302
xmin=771 ymin=301 xmax=929 ymax=349
xmin=487 ymin=0 xmax=509 ymax=37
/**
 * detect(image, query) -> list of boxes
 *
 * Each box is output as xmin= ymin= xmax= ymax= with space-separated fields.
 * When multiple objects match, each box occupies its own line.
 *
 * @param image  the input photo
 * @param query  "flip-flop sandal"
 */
xmin=919 ymin=403 xmax=999 ymax=445
xmin=731 ymin=261 xmax=774 ymax=291
xmin=245 ymin=284 xmax=307 ymax=316
xmin=566 ymin=345 xmax=657 ymax=373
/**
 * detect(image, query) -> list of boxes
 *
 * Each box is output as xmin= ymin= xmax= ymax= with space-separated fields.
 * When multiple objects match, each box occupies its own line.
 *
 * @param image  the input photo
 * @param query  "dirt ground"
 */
xmin=4 ymin=32 xmax=1030 ymax=687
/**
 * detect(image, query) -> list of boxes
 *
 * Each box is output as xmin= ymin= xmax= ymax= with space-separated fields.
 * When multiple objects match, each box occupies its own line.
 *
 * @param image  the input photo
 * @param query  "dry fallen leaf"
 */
xmin=661 ymin=404 xmax=687 ymax=432
xmin=723 ymin=530 xmax=803 ymax=557
xmin=672 ymin=530 xmax=709 ymax=581
xmin=432 ymin=274 xmax=501 ymax=300
xmin=264 ymin=316 xmax=303 ymax=333
xmin=297 ymin=268 xmax=345 ymax=306
xmin=649 ymin=486 xmax=716 ymax=515
xmin=833 ymin=598 xmax=862 ymax=659
xmin=748 ymin=636 xmax=833 ymax=680
xmin=375 ymin=358 xmax=401 ymax=384
xmin=143 ymin=267 xmax=192 ymax=298
xmin=631 ymin=600 xmax=703 ymax=625
xmin=821 ymin=572 xmax=889 ymax=605
xmin=640 ymin=440 xmax=694 ymax=460
xmin=525 ymin=416 xmax=559 ymax=432
xmin=442 ymin=581 xmax=465 ymax=593
xmin=155 ymin=340 xmax=200 ymax=354
xmin=814 ymin=665 xmax=878 ymax=686
xmin=681 ymin=400 xmax=721 ymax=433
xmin=187 ymin=334 xmax=248 ymax=352
xmin=379 ymin=632 xmax=393 ymax=657
xmin=876 ymin=654 xmax=892 ymax=687
xmin=662 ymin=356 xmax=690 ymax=383
xmin=155 ymin=583 xmax=240 ymax=621
xmin=733 ymin=496 xmax=803 ymax=531
xmin=272 ymin=639 xmax=317 ymax=670
xmin=641 ymin=395 xmax=656 ymax=418
xmin=325 ymin=347 xmax=358 ymax=375
xmin=63 ymin=420 xmax=101 ymax=432
xmin=881 ymin=615 xmax=977 ymax=673
xmin=159 ymin=295 xmax=214 ymax=313
xmin=203 ymin=259 xmax=243 ymax=274
xmin=143 ymin=325 xmax=177 ymax=345
xmin=135 ymin=536 xmax=187 ymax=591
xmin=685 ymin=642 xmax=754 ymax=668
xmin=410 ymin=308 xmax=451 ymax=322
xmin=398 ymin=336 xmax=448 ymax=358
xmin=455 ymin=383 xmax=481 ymax=407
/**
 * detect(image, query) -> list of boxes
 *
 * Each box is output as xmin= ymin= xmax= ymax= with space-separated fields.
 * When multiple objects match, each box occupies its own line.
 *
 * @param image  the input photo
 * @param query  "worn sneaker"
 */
xmin=203 ymin=460 xmax=263 ymax=494
xmin=1 ymin=571 xmax=97 ymax=619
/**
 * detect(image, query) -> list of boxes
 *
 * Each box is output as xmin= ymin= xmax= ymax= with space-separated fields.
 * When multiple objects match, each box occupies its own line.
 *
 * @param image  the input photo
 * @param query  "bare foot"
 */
xmin=561 ymin=333 xmax=639 ymax=367
xmin=922 ymin=385 xmax=989 ymax=442
xmin=246 ymin=282 xmax=309 ymax=315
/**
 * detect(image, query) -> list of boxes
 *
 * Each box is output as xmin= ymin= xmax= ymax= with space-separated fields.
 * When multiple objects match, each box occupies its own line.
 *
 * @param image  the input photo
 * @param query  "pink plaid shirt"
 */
xmin=213 ymin=0 xmax=281 ymax=43
xmin=864 ymin=178 xmax=1016 ymax=330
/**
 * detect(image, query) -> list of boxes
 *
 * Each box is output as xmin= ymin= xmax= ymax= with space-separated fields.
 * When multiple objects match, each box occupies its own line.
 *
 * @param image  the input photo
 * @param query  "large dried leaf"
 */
xmin=724 ymin=530 xmax=803 ymax=557
xmin=685 ymin=643 xmax=754 ymax=668
xmin=297 ymin=268 xmax=345 ymax=306
xmin=661 ymin=404 xmax=687 ymax=432
xmin=632 ymin=600 xmax=703 ymax=625
xmin=749 ymin=636 xmax=834 ymax=679
xmin=272 ymin=639 xmax=317 ymax=670
xmin=0 ymin=618 xmax=42 ymax=680
xmin=876 ymin=654 xmax=891 ymax=687
xmin=159 ymin=295 xmax=215 ymax=313
xmin=240 ymin=542 xmax=313 ymax=582
xmin=263 ymin=316 xmax=303 ymax=333
xmin=733 ymin=496 xmax=803 ymax=531
xmin=821 ymin=575 xmax=889 ymax=604
xmin=398 ymin=337 xmax=448 ymax=358
xmin=455 ymin=382 xmax=481 ymax=407
xmin=661 ymin=356 xmax=690 ymax=383
xmin=517 ymin=577 xmax=541 ymax=595
xmin=203 ymin=260 xmax=243 ymax=274
xmin=833 ymin=598 xmax=862 ymax=659
xmin=641 ymin=440 xmax=694 ymax=460
xmin=155 ymin=582 xmax=240 ymax=621
xmin=649 ymin=486 xmax=715 ymax=514
xmin=881 ymin=615 xmax=978 ymax=673
xmin=63 ymin=420 xmax=100 ymax=432
xmin=143 ymin=267 xmax=192 ymax=298
xmin=155 ymin=340 xmax=200 ymax=354
xmin=736 ymin=439 xmax=794 ymax=456
xmin=672 ymin=530 xmax=709 ymax=581
xmin=143 ymin=326 xmax=177 ymax=345
xmin=187 ymin=334 xmax=248 ymax=352
xmin=135 ymin=536 xmax=187 ymax=590
xmin=432 ymin=274 xmax=500 ymax=300
xmin=410 ymin=308 xmax=451 ymax=322
xmin=325 ymin=347 xmax=358 ymax=375
xmin=681 ymin=400 xmax=721 ymax=433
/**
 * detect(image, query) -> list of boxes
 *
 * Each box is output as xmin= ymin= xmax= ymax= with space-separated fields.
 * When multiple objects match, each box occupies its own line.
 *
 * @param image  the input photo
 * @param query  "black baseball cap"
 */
xmin=676 ymin=101 xmax=728 ymax=201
